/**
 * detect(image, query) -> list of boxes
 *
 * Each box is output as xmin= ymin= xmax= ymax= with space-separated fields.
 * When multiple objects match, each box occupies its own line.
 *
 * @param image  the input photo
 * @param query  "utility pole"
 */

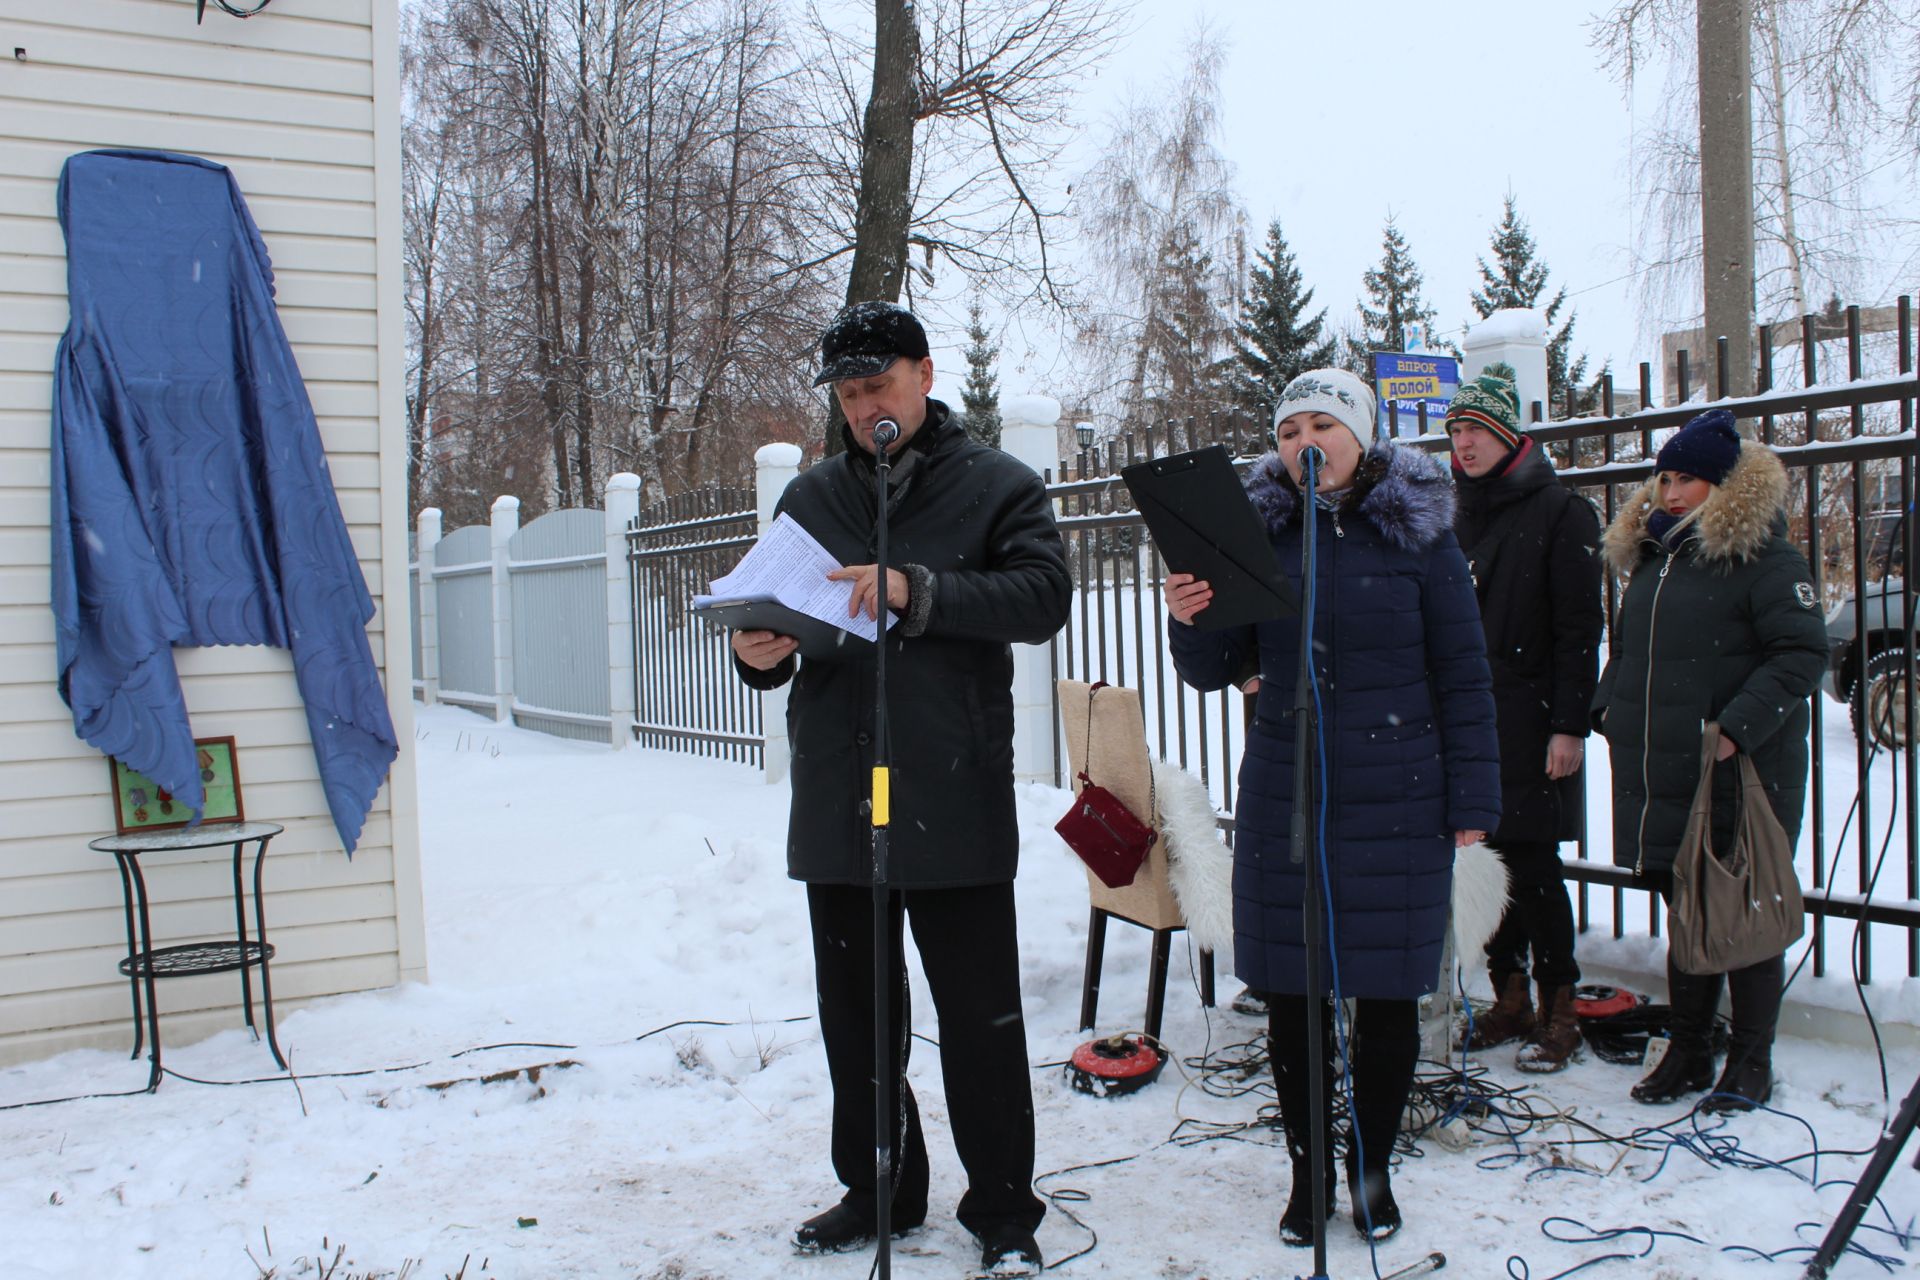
xmin=1697 ymin=0 xmax=1755 ymax=408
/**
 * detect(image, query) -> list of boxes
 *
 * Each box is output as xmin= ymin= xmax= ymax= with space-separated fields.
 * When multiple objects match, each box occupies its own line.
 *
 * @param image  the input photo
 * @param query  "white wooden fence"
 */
xmin=409 ymin=475 xmax=644 ymax=746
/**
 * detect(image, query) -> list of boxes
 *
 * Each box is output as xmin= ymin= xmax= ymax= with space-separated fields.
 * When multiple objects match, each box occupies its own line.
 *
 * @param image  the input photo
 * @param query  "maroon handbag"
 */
xmin=1055 ymin=683 xmax=1157 ymax=889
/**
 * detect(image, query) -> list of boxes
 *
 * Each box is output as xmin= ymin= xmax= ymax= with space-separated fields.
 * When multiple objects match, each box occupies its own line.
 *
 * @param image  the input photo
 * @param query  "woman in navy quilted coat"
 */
xmin=1167 ymin=368 xmax=1500 ymax=1246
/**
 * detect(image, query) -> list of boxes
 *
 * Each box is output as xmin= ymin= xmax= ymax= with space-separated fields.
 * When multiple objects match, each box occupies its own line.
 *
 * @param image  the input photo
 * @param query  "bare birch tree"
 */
xmin=402 ymin=0 xmax=835 ymax=519
xmin=1070 ymin=34 xmax=1245 ymax=440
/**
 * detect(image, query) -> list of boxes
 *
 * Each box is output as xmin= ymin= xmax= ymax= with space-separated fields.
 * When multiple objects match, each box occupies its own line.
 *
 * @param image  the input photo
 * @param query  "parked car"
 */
xmin=1825 ymin=578 xmax=1915 ymax=749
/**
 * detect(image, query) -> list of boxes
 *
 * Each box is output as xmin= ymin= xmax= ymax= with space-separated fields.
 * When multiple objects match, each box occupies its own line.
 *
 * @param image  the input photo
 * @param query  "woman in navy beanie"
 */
xmin=1593 ymin=408 xmax=1826 ymax=1111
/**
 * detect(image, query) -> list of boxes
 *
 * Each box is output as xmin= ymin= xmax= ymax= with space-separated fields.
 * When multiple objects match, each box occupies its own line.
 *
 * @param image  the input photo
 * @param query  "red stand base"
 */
xmin=1066 ymin=1034 xmax=1167 ymax=1097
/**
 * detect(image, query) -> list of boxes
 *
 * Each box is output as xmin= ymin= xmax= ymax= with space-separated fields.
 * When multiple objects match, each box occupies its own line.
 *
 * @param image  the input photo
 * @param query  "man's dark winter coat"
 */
xmin=1170 ymin=443 xmax=1502 ymax=1000
xmin=1594 ymin=444 xmax=1827 ymax=877
xmin=1453 ymin=438 xmax=1604 ymax=845
xmin=737 ymin=400 xmax=1071 ymax=888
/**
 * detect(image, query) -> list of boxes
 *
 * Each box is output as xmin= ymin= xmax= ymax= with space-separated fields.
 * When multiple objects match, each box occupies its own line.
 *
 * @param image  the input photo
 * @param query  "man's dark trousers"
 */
xmin=1484 ymin=840 xmax=1581 ymax=987
xmin=807 ymin=881 xmax=1045 ymax=1237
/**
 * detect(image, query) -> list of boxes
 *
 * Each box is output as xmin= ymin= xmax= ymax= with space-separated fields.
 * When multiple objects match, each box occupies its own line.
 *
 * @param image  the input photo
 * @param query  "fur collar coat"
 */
xmin=1245 ymin=439 xmax=1457 ymax=551
xmin=1168 ymin=440 xmax=1501 ymax=1000
xmin=1603 ymin=440 xmax=1791 ymax=574
xmin=1593 ymin=440 xmax=1828 ymax=877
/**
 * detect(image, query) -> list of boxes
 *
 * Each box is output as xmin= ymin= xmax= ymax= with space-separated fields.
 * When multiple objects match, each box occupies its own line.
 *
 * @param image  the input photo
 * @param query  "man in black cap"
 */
xmin=731 ymin=300 xmax=1070 ymax=1273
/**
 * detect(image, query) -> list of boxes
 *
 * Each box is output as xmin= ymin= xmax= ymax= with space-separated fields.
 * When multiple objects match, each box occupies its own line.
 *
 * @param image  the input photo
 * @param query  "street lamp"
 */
xmin=1075 ymin=421 xmax=1095 ymax=451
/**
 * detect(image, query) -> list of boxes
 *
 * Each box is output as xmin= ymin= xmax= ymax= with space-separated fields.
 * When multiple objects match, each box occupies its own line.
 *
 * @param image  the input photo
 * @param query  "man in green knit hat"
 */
xmin=1447 ymin=366 xmax=1605 ymax=1072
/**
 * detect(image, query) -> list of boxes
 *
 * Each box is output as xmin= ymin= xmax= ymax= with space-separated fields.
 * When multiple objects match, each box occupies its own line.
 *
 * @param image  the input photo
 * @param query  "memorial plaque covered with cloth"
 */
xmin=49 ymin=150 xmax=397 ymax=853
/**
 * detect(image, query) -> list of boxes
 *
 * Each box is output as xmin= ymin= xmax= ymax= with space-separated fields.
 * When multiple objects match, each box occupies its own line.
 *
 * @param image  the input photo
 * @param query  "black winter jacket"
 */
xmin=735 ymin=401 xmax=1071 ymax=887
xmin=1453 ymin=438 xmax=1604 ymax=845
xmin=1593 ymin=444 xmax=1827 ymax=877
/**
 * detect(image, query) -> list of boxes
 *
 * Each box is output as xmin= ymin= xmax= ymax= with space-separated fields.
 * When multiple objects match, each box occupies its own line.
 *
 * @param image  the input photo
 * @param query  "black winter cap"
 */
xmin=1655 ymin=408 xmax=1742 ymax=485
xmin=814 ymin=301 xmax=930 ymax=386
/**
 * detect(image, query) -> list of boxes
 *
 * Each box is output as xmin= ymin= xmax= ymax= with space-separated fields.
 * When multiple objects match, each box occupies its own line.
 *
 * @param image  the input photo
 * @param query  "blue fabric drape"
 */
xmin=50 ymin=149 xmax=397 ymax=853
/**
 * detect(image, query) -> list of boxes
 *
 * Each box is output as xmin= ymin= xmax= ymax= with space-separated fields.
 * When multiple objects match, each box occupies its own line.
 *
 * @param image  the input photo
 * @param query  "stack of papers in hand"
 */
xmin=692 ymin=513 xmax=898 ymax=659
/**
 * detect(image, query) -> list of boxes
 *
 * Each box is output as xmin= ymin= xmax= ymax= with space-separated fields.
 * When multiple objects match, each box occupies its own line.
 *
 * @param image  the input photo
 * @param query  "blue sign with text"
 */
xmin=1370 ymin=352 xmax=1460 ymax=438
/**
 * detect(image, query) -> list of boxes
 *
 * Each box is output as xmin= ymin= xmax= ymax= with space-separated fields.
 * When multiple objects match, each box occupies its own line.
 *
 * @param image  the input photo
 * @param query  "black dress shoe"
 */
xmin=792 ymin=1200 xmax=924 ymax=1253
xmin=976 ymin=1225 xmax=1043 ymax=1275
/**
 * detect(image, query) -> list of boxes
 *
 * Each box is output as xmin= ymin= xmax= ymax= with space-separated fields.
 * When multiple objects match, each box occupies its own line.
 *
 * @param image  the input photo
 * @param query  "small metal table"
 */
xmin=88 ymin=821 xmax=287 ymax=1090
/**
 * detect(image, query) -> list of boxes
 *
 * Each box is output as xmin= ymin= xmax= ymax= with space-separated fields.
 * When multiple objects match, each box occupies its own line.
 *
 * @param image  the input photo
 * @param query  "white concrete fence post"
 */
xmin=1463 ymin=307 xmax=1551 ymax=424
xmin=755 ymin=443 xmax=804 ymax=784
xmin=489 ymin=495 xmax=520 ymax=724
xmin=997 ymin=394 xmax=1063 ymax=785
xmin=415 ymin=507 xmax=442 ymax=706
xmin=604 ymin=473 xmax=644 ymax=749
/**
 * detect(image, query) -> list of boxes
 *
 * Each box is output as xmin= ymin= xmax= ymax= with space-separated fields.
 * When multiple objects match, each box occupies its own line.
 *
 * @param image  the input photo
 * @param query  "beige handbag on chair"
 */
xmin=1058 ymin=679 xmax=1184 ymax=930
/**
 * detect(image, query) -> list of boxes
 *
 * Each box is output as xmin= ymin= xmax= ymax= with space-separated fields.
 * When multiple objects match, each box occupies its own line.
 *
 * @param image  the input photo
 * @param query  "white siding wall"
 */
xmin=0 ymin=0 xmax=425 ymax=1065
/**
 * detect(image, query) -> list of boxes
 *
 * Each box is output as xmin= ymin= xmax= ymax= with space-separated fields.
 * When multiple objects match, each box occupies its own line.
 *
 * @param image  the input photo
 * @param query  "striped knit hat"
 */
xmin=1445 ymin=364 xmax=1523 ymax=451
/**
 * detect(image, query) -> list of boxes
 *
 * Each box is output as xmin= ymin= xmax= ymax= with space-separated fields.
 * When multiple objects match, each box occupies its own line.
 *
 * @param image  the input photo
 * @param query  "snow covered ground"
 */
xmin=3 ymin=703 xmax=1918 ymax=1279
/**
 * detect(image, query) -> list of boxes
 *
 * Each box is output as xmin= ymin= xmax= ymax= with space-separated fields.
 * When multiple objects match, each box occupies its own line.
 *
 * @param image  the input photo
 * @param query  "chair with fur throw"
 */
xmin=1058 ymin=680 xmax=1234 ymax=1041
xmin=1058 ymin=679 xmax=1513 ymax=1052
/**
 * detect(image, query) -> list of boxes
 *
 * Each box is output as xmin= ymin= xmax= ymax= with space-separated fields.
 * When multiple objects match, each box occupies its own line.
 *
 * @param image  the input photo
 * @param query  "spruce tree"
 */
xmin=1471 ymin=195 xmax=1592 ymax=415
xmin=1225 ymin=218 xmax=1335 ymax=415
xmin=1346 ymin=214 xmax=1444 ymax=375
xmin=960 ymin=298 xmax=1002 ymax=449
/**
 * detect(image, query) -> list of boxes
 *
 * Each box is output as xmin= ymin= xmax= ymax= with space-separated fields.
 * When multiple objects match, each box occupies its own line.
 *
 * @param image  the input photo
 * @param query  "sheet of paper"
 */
xmin=694 ymin=512 xmax=895 ymax=642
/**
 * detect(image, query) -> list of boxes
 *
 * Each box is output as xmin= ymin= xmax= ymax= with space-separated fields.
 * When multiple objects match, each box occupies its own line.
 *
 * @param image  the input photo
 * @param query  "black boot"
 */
xmin=1270 ymin=996 xmax=1336 ymax=1247
xmin=1632 ymin=960 xmax=1722 ymax=1105
xmin=1344 ymin=1000 xmax=1417 ymax=1242
xmin=1278 ymin=1144 xmax=1339 ymax=1247
xmin=1343 ymin=1147 xmax=1402 ymax=1242
xmin=1703 ymin=954 xmax=1783 ymax=1114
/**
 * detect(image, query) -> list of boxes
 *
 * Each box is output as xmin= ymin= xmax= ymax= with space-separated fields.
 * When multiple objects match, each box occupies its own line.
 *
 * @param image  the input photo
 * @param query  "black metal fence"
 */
xmin=626 ymin=485 xmax=764 ymax=764
xmin=1046 ymin=298 xmax=1920 ymax=981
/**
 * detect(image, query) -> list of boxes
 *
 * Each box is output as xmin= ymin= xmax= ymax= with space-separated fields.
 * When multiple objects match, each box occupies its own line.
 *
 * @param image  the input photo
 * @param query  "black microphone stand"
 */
xmin=1803 ymin=1066 xmax=1920 ymax=1277
xmin=1288 ymin=447 xmax=1333 ymax=1280
xmin=1281 ymin=447 xmax=1448 ymax=1280
xmin=867 ymin=418 xmax=900 ymax=1279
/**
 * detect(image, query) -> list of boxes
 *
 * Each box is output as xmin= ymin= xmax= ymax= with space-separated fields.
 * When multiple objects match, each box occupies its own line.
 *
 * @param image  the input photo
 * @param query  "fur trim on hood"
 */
xmin=1602 ymin=439 xmax=1790 ymax=575
xmin=1246 ymin=441 xmax=1457 ymax=554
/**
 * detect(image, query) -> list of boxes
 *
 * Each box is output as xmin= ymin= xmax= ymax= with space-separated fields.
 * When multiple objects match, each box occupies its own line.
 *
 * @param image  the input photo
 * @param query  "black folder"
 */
xmin=693 ymin=596 xmax=876 ymax=661
xmin=1120 ymin=445 xmax=1297 ymax=629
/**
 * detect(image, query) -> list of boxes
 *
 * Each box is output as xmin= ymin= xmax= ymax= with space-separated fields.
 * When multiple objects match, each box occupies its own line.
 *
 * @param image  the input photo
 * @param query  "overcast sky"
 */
xmin=933 ymin=0 xmax=1668 ymax=408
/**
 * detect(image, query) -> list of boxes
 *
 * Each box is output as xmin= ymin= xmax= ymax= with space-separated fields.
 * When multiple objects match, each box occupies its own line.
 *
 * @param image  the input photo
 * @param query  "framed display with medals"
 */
xmin=108 ymin=737 xmax=245 ymax=834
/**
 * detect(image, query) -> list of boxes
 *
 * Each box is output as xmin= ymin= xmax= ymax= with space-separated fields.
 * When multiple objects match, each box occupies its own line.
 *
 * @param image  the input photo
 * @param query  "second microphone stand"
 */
xmin=1288 ymin=447 xmax=1333 ymax=1280
xmin=1282 ymin=451 xmax=1448 ymax=1280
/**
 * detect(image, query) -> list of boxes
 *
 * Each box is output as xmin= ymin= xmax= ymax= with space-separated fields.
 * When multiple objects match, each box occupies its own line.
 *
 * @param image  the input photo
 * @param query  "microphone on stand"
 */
xmin=863 ymin=407 xmax=902 ymax=1279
